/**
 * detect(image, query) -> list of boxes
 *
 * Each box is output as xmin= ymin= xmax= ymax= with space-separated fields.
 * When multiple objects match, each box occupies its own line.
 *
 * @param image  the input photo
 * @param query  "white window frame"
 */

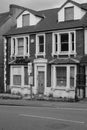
xmin=52 ymin=31 xmax=76 ymax=56
xmin=51 ymin=65 xmax=76 ymax=90
xmin=36 ymin=34 xmax=46 ymax=58
xmin=11 ymin=35 xmax=30 ymax=57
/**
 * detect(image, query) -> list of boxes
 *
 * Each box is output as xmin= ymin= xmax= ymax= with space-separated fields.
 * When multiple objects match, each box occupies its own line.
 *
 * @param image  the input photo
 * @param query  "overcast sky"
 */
xmin=0 ymin=0 xmax=87 ymax=13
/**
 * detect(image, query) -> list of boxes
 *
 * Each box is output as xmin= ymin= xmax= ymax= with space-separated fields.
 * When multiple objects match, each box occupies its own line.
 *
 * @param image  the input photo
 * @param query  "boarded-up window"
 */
xmin=65 ymin=7 xmax=74 ymax=21
xmin=22 ymin=14 xmax=29 ymax=26
xmin=13 ymin=75 xmax=21 ymax=85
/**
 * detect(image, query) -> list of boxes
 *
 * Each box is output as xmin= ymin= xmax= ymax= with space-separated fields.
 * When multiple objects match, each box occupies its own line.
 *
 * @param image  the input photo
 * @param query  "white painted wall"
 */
xmin=17 ymin=10 xmax=41 ymax=28
xmin=58 ymin=2 xmax=86 ymax=22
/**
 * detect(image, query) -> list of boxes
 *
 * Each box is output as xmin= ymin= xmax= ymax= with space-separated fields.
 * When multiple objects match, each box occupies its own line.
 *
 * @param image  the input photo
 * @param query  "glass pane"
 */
xmin=54 ymin=34 xmax=58 ymax=52
xmin=65 ymin=7 xmax=74 ymax=21
xmin=23 ymin=14 xmax=29 ymax=26
xmin=56 ymin=67 xmax=66 ymax=87
xmin=71 ymin=33 xmax=74 ymax=51
xmin=39 ymin=45 xmax=44 ymax=52
xmin=61 ymin=34 xmax=68 ymax=51
xmin=39 ymin=36 xmax=44 ymax=44
xmin=18 ymin=38 xmax=24 ymax=55
xmin=13 ymin=75 xmax=21 ymax=85
xmin=70 ymin=67 xmax=75 ymax=88
xmin=13 ymin=38 xmax=15 ymax=55
xmin=25 ymin=37 xmax=28 ymax=54
xmin=24 ymin=67 xmax=28 ymax=85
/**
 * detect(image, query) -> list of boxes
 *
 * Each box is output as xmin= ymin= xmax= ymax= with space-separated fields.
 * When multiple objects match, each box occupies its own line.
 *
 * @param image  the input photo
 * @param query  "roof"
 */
xmin=4 ymin=1 xmax=87 ymax=36
xmin=49 ymin=57 xmax=80 ymax=65
xmin=0 ymin=12 xmax=10 ymax=27
xmin=10 ymin=4 xmax=44 ymax=18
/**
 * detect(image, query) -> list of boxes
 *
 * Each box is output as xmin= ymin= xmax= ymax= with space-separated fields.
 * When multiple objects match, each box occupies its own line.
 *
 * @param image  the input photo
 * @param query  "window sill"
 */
xmin=52 ymin=52 xmax=76 ymax=56
xmin=35 ymin=53 xmax=46 ymax=57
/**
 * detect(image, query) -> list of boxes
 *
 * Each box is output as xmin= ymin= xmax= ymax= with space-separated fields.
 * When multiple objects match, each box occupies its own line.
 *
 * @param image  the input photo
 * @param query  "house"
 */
xmin=0 ymin=4 xmax=27 ymax=92
xmin=4 ymin=0 xmax=87 ymax=99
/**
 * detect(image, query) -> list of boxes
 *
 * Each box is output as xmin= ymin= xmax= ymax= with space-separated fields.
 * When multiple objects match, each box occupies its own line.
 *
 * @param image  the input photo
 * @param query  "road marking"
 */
xmin=20 ymin=114 xmax=85 ymax=124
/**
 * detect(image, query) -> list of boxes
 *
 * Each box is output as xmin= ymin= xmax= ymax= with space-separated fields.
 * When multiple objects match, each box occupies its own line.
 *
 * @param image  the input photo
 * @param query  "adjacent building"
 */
xmin=4 ymin=0 xmax=87 ymax=99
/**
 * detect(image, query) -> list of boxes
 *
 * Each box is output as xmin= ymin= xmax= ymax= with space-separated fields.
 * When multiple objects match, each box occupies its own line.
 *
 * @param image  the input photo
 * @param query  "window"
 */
xmin=22 ymin=14 xmax=29 ymax=26
xmin=54 ymin=34 xmax=58 ymax=53
xmin=18 ymin=38 xmax=24 ymax=55
xmin=53 ymin=31 xmax=76 ymax=55
xmin=36 ymin=34 xmax=45 ymax=56
xmin=70 ymin=67 xmax=75 ymax=88
xmin=60 ymin=33 xmax=69 ymax=52
xmin=71 ymin=32 xmax=74 ymax=52
xmin=56 ymin=67 xmax=66 ymax=87
xmin=11 ymin=36 xmax=29 ymax=57
xmin=24 ymin=67 xmax=28 ymax=85
xmin=13 ymin=75 xmax=21 ymax=85
xmin=65 ymin=7 xmax=74 ymax=21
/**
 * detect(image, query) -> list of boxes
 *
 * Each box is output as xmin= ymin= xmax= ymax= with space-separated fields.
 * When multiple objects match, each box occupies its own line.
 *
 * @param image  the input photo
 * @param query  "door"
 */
xmin=38 ymin=71 xmax=44 ymax=94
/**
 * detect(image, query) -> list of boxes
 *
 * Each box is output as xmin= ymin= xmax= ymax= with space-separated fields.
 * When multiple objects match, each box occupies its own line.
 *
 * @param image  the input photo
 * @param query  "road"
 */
xmin=0 ymin=103 xmax=87 ymax=130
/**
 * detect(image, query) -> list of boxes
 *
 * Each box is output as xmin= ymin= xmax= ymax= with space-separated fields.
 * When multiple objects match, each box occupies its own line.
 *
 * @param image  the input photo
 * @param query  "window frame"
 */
xmin=11 ymin=35 xmax=30 ymax=57
xmin=22 ymin=14 xmax=30 ymax=27
xmin=65 ymin=6 xmax=74 ymax=21
xmin=51 ymin=65 xmax=76 ymax=90
xmin=36 ymin=34 xmax=45 ymax=57
xmin=52 ymin=31 xmax=76 ymax=56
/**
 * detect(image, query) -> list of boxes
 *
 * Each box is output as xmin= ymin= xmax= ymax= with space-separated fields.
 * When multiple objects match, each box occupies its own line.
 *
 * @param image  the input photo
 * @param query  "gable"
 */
xmin=17 ymin=10 xmax=42 ymax=28
xmin=58 ymin=2 xmax=86 ymax=22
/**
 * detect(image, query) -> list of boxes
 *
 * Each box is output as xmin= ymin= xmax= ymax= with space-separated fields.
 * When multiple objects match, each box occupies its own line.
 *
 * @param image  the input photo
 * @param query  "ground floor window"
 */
xmin=24 ymin=67 xmax=28 ymax=85
xmin=13 ymin=75 xmax=21 ymax=85
xmin=56 ymin=67 xmax=66 ymax=87
xmin=54 ymin=65 xmax=76 ymax=88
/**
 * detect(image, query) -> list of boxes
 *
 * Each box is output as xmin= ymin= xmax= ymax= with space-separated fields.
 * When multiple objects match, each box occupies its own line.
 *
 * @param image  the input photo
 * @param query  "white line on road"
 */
xmin=20 ymin=114 xmax=85 ymax=124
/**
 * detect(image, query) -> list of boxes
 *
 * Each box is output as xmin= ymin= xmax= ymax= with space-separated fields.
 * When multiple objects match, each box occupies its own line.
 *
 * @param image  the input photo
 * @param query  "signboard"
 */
xmin=28 ymin=63 xmax=32 ymax=75
xmin=29 ymin=76 xmax=33 ymax=85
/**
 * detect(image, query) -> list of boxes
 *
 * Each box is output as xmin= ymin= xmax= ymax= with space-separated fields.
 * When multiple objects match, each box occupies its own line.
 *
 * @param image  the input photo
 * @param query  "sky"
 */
xmin=0 ymin=0 xmax=87 ymax=13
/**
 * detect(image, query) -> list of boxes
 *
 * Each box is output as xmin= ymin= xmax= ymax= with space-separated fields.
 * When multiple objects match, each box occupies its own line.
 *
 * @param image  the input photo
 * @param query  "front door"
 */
xmin=38 ymin=71 xmax=44 ymax=94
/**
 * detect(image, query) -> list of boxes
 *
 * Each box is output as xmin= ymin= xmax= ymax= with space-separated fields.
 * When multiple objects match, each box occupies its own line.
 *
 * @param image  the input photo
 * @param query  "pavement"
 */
xmin=0 ymin=98 xmax=87 ymax=108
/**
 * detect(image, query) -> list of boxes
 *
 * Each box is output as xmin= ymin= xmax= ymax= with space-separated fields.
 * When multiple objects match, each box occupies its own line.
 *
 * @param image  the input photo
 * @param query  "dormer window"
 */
xmin=22 ymin=14 xmax=30 ymax=26
xmin=65 ymin=7 xmax=74 ymax=21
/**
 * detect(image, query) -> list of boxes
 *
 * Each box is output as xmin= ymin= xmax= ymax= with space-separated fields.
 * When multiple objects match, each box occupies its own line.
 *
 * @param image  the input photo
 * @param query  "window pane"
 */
xmin=56 ymin=67 xmax=66 ymax=87
xmin=18 ymin=38 xmax=24 ymax=55
xmin=71 ymin=33 xmax=74 ymax=51
xmin=65 ymin=7 xmax=74 ymax=21
xmin=54 ymin=34 xmax=58 ymax=52
xmin=25 ymin=37 xmax=28 ymax=54
xmin=13 ymin=75 xmax=21 ymax=85
xmin=23 ymin=14 xmax=29 ymax=26
xmin=24 ymin=67 xmax=28 ymax=85
xmin=70 ymin=67 xmax=75 ymax=88
xmin=13 ymin=38 xmax=15 ymax=55
xmin=38 ymin=35 xmax=44 ymax=53
xmin=61 ymin=34 xmax=68 ymax=51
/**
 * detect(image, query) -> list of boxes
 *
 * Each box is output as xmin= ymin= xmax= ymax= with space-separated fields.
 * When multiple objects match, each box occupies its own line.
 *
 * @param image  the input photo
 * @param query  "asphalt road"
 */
xmin=0 ymin=103 xmax=87 ymax=130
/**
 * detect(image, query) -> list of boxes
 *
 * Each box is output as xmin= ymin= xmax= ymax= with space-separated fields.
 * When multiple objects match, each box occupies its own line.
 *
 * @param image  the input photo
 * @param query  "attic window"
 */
xmin=22 ymin=14 xmax=30 ymax=26
xmin=65 ymin=7 xmax=74 ymax=21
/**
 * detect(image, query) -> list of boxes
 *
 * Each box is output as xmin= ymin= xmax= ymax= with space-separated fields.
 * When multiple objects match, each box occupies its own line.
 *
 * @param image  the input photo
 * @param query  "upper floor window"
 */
xmin=36 ymin=34 xmax=45 ymax=57
xmin=22 ymin=14 xmax=30 ymax=27
xmin=65 ymin=7 xmax=74 ymax=21
xmin=52 ymin=31 xmax=76 ymax=56
xmin=11 ymin=36 xmax=29 ymax=57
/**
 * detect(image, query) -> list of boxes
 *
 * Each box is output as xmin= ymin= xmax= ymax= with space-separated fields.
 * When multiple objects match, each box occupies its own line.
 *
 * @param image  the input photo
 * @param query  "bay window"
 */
xmin=52 ymin=65 xmax=76 ymax=89
xmin=53 ymin=31 xmax=76 ymax=55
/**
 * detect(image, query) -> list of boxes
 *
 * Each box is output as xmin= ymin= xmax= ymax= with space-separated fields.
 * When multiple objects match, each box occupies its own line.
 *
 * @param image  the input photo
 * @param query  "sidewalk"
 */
xmin=0 ymin=98 xmax=87 ymax=109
